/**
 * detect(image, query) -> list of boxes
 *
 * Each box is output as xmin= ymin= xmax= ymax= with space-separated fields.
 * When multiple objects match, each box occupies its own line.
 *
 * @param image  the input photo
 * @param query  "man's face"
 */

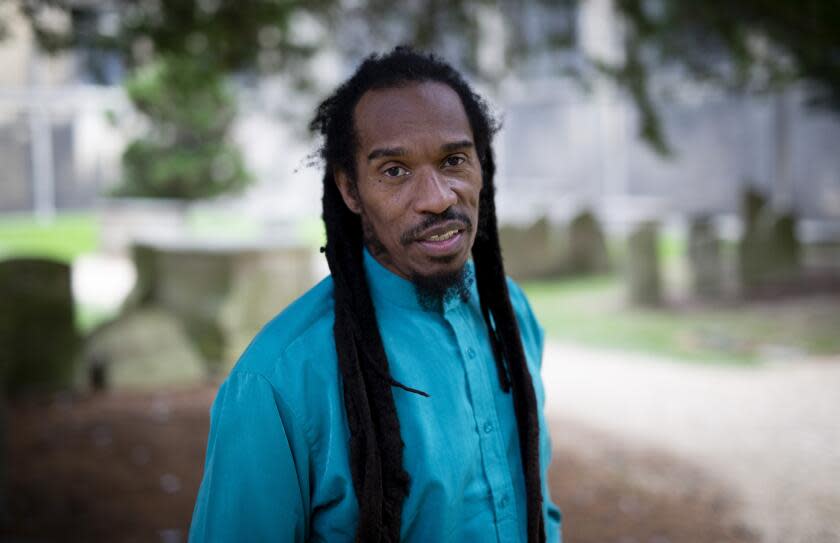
xmin=335 ymin=81 xmax=483 ymax=284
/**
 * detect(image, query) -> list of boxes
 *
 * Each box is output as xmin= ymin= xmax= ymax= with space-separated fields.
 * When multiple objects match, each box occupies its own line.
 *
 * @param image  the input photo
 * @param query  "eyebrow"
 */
xmin=366 ymin=140 xmax=475 ymax=162
xmin=367 ymin=147 xmax=407 ymax=161
xmin=440 ymin=140 xmax=474 ymax=153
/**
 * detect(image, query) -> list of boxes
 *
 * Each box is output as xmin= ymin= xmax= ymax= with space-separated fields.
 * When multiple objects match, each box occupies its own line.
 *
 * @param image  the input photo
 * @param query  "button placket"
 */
xmin=447 ymin=305 xmax=520 ymax=539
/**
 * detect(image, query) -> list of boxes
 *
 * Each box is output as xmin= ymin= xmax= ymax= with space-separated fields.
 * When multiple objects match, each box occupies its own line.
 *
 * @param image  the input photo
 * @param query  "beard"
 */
xmin=361 ymin=209 xmax=475 ymax=312
xmin=410 ymin=264 xmax=474 ymax=313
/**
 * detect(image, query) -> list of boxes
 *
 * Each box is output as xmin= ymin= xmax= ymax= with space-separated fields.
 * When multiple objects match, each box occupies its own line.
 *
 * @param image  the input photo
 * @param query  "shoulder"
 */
xmin=505 ymin=276 xmax=545 ymax=363
xmin=505 ymin=276 xmax=533 ymax=318
xmin=230 ymin=275 xmax=338 ymax=385
xmin=505 ymin=276 xmax=539 ymax=333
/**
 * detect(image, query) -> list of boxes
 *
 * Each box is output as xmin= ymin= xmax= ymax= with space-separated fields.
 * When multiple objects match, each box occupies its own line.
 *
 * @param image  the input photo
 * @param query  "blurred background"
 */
xmin=1 ymin=1 xmax=839 ymax=542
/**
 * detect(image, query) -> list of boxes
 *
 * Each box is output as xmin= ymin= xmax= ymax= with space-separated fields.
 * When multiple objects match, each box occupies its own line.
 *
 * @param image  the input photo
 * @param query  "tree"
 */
xmin=332 ymin=0 xmax=840 ymax=153
xmin=116 ymin=55 xmax=250 ymax=200
xmin=605 ymin=0 xmax=840 ymax=153
xmin=12 ymin=0 xmax=840 ymax=156
xmin=13 ymin=0 xmax=333 ymax=200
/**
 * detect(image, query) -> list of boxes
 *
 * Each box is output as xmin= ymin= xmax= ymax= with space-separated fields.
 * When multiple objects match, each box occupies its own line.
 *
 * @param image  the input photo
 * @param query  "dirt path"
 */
xmin=6 ymin=382 xmax=755 ymax=543
xmin=542 ymin=340 xmax=840 ymax=543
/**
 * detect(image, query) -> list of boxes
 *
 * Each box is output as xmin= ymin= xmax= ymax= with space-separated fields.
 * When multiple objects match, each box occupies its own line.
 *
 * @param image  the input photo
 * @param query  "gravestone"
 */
xmin=0 ymin=258 xmax=80 ymax=395
xmin=626 ymin=222 xmax=662 ymax=306
xmin=499 ymin=217 xmax=567 ymax=280
xmin=125 ymin=239 xmax=315 ymax=374
xmin=688 ymin=216 xmax=722 ymax=299
xmin=738 ymin=188 xmax=773 ymax=293
xmin=568 ymin=210 xmax=610 ymax=274
xmin=738 ymin=188 xmax=802 ymax=294
xmin=83 ymin=307 xmax=206 ymax=390
xmin=770 ymin=212 xmax=801 ymax=282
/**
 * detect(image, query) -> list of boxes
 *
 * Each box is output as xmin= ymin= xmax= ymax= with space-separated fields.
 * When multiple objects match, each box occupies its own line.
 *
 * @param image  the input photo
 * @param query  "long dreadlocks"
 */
xmin=310 ymin=47 xmax=545 ymax=543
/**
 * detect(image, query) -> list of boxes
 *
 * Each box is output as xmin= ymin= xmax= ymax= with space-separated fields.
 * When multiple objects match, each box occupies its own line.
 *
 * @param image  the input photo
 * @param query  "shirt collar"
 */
xmin=363 ymin=248 xmax=475 ymax=312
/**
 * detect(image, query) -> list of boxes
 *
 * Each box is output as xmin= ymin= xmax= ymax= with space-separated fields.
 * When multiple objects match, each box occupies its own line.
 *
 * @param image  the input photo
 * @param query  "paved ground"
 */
xmin=541 ymin=341 xmax=840 ymax=543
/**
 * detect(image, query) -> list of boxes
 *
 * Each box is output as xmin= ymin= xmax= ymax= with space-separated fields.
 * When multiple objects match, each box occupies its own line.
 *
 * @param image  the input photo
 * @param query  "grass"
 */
xmin=0 ymin=213 xmax=111 ymax=333
xmin=0 ymin=213 xmax=98 ymax=263
xmin=0 ymin=213 xmax=117 ymax=336
xmin=523 ymin=273 xmax=840 ymax=364
xmin=4 ymin=212 xmax=838 ymax=364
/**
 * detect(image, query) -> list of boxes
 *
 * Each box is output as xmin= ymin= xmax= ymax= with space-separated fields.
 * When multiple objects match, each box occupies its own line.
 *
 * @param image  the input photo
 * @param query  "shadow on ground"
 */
xmin=4 ymin=385 xmax=756 ymax=543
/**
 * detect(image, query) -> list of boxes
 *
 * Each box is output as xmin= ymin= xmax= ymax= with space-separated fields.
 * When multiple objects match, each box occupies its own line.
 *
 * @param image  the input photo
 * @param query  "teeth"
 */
xmin=427 ymin=229 xmax=458 ymax=241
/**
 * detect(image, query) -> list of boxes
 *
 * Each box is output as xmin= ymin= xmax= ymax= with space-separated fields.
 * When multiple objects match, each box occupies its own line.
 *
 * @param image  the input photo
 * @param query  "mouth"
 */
xmin=425 ymin=228 xmax=460 ymax=242
xmin=414 ymin=221 xmax=468 ymax=257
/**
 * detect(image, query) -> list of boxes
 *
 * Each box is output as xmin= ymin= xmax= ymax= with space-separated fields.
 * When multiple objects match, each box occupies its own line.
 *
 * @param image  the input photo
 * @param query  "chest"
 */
xmin=307 ymin=304 xmax=531 ymax=542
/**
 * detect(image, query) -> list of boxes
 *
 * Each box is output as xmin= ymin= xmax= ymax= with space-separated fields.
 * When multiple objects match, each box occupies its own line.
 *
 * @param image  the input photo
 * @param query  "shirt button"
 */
xmin=483 ymin=422 xmax=494 ymax=433
xmin=467 ymin=347 xmax=476 ymax=359
xmin=499 ymin=495 xmax=509 ymax=509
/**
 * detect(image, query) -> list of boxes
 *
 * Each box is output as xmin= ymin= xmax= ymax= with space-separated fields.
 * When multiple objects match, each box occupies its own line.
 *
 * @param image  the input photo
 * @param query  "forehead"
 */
xmin=353 ymin=81 xmax=473 ymax=155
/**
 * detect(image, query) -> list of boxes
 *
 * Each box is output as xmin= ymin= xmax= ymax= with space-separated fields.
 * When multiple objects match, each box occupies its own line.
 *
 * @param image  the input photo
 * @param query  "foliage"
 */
xmin=14 ymin=0 xmax=331 ymax=200
xmin=608 ymin=1 xmax=840 ymax=152
xmin=16 ymin=0 xmax=330 ymax=74
xmin=11 ymin=0 xmax=840 ymax=154
xmin=115 ymin=56 xmax=250 ymax=200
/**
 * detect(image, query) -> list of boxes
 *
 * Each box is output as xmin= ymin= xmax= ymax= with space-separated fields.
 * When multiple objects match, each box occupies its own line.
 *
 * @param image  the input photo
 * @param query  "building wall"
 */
xmin=496 ymin=82 xmax=840 ymax=228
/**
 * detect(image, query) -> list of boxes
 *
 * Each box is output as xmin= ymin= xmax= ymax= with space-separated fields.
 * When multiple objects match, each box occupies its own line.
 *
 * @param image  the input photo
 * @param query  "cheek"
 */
xmin=363 ymin=195 xmax=406 ymax=241
xmin=460 ymin=177 xmax=483 ymax=210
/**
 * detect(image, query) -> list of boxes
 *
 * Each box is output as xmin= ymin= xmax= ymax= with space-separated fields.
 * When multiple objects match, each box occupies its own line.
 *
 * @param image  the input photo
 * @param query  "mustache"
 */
xmin=400 ymin=209 xmax=473 ymax=245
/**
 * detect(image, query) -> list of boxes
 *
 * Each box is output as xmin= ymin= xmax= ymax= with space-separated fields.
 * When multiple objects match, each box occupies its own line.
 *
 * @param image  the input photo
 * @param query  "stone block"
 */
xmin=499 ymin=217 xmax=567 ymax=280
xmin=82 ymin=307 xmax=206 ymax=391
xmin=688 ymin=216 xmax=722 ymax=299
xmin=626 ymin=222 xmax=662 ymax=306
xmin=568 ymin=210 xmax=610 ymax=274
xmin=0 ymin=258 xmax=80 ymax=395
xmin=127 ymin=240 xmax=315 ymax=374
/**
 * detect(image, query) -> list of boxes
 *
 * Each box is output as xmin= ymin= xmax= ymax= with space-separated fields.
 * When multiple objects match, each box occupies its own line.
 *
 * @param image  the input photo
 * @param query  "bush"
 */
xmin=114 ymin=56 xmax=251 ymax=200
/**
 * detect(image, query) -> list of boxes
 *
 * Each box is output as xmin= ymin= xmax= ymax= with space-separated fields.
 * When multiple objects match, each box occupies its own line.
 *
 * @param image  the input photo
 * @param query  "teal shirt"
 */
xmin=190 ymin=251 xmax=562 ymax=542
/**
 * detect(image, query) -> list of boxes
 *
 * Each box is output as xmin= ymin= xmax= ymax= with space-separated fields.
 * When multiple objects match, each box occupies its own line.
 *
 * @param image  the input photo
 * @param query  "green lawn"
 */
xmin=3 ymin=213 xmax=837 ymax=363
xmin=522 ymin=274 xmax=840 ymax=363
xmin=0 ymin=213 xmax=98 ymax=263
xmin=0 ymin=213 xmax=114 ymax=333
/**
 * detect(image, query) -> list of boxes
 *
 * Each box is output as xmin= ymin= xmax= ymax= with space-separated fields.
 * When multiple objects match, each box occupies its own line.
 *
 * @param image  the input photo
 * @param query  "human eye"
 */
xmin=442 ymin=155 xmax=466 ymax=168
xmin=382 ymin=165 xmax=410 ymax=178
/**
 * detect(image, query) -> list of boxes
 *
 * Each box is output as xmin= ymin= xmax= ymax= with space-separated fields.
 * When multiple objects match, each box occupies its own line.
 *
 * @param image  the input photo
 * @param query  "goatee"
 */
xmin=411 ymin=264 xmax=474 ymax=313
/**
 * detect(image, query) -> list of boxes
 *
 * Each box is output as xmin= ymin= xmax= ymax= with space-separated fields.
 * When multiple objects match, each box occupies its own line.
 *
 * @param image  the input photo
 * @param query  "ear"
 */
xmin=334 ymin=168 xmax=362 ymax=215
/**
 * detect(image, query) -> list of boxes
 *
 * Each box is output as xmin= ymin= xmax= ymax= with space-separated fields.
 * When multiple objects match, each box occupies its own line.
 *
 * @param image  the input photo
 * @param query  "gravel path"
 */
xmin=541 ymin=341 xmax=840 ymax=543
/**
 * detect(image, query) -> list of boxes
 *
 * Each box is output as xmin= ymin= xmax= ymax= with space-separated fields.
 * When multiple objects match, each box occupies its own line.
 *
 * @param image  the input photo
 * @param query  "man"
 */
xmin=190 ymin=47 xmax=562 ymax=543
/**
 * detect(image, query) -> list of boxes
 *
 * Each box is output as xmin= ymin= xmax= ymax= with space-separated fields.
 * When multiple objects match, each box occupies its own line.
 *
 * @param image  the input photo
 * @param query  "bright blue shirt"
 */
xmin=190 ymin=250 xmax=562 ymax=542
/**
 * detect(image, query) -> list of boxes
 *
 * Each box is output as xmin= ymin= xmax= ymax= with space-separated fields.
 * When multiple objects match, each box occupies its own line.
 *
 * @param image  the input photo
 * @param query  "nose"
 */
xmin=412 ymin=166 xmax=457 ymax=215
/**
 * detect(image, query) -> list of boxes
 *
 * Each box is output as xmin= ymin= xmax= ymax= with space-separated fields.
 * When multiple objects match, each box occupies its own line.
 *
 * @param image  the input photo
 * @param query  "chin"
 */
xmin=410 ymin=259 xmax=475 ymax=311
xmin=424 ymin=250 xmax=469 ymax=272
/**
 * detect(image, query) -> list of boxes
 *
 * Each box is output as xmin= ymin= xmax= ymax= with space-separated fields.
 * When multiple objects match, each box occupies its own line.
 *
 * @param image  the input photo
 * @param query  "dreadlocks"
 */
xmin=310 ymin=47 xmax=545 ymax=543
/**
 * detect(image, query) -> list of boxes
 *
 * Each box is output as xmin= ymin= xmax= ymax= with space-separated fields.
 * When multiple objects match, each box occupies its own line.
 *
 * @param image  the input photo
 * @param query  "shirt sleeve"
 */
xmin=189 ymin=370 xmax=310 ymax=543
